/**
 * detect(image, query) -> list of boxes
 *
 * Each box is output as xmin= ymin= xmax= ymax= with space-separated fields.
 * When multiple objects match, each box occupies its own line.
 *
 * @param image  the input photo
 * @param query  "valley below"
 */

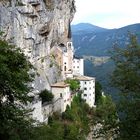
xmin=72 ymin=23 xmax=140 ymax=98
xmin=84 ymin=55 xmax=110 ymax=66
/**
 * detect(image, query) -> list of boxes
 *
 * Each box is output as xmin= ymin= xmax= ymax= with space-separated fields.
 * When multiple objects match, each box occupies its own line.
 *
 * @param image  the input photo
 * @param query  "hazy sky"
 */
xmin=72 ymin=0 xmax=140 ymax=29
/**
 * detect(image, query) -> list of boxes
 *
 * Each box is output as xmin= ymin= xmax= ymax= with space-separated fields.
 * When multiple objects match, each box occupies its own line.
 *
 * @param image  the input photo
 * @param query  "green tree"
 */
xmin=39 ymin=89 xmax=54 ymax=103
xmin=62 ymin=105 xmax=74 ymax=121
xmin=65 ymin=79 xmax=80 ymax=92
xmin=111 ymin=34 xmax=140 ymax=139
xmin=0 ymin=39 xmax=34 ymax=139
xmin=95 ymin=81 xmax=103 ymax=104
xmin=93 ymin=95 xmax=118 ymax=139
xmin=31 ymin=121 xmax=64 ymax=140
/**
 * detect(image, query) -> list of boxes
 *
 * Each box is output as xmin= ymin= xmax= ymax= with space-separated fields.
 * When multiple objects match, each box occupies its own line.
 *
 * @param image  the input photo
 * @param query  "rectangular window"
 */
xmin=84 ymin=87 xmax=87 ymax=90
xmin=85 ymin=82 xmax=86 ymax=84
xmin=84 ymin=94 xmax=87 ymax=97
xmin=64 ymin=66 xmax=66 ymax=71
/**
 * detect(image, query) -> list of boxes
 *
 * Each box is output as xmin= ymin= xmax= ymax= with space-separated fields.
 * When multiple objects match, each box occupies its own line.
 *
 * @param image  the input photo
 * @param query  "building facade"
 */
xmin=73 ymin=56 xmax=84 ymax=76
xmin=75 ymin=75 xmax=96 ymax=108
xmin=62 ymin=42 xmax=74 ymax=78
xmin=52 ymin=41 xmax=74 ymax=79
xmin=51 ymin=82 xmax=71 ymax=112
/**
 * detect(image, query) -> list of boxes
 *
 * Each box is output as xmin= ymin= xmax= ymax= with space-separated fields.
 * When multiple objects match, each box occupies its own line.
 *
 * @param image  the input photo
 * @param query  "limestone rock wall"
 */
xmin=0 ymin=0 xmax=75 ymax=92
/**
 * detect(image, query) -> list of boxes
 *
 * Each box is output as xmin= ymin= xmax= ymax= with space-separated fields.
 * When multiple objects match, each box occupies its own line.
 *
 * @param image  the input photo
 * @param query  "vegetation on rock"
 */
xmin=39 ymin=89 xmax=54 ymax=103
xmin=65 ymin=79 xmax=80 ymax=92
xmin=93 ymin=95 xmax=118 ymax=139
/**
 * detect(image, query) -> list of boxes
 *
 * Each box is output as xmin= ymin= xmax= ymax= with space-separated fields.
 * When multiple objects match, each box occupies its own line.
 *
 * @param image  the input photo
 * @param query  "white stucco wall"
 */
xmin=73 ymin=58 xmax=84 ymax=76
xmin=79 ymin=79 xmax=95 ymax=107
xmin=63 ymin=53 xmax=69 ymax=72
xmin=51 ymin=86 xmax=71 ymax=112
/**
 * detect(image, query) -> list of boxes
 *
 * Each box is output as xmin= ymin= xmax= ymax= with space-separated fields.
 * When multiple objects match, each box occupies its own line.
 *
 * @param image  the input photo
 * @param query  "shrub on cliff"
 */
xmin=39 ymin=89 xmax=54 ymax=103
xmin=65 ymin=79 xmax=80 ymax=92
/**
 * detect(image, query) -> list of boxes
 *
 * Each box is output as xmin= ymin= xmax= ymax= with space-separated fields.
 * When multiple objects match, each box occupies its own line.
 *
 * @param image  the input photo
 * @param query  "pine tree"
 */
xmin=111 ymin=34 xmax=140 ymax=139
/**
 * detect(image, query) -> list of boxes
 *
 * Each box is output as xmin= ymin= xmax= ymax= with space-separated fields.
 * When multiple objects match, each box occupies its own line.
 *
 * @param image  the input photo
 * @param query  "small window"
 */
xmin=77 ymin=66 xmax=79 ymax=68
xmin=68 ymin=42 xmax=71 ymax=47
xmin=73 ymin=66 xmax=75 ymax=68
xmin=85 ymin=82 xmax=86 ymax=84
xmin=84 ymin=87 xmax=87 ymax=90
xmin=89 ymin=87 xmax=91 ymax=90
xmin=84 ymin=94 xmax=87 ymax=97
xmin=64 ymin=66 xmax=66 ymax=71
xmin=60 ymin=93 xmax=62 ymax=97
xmin=64 ymin=62 xmax=66 ymax=64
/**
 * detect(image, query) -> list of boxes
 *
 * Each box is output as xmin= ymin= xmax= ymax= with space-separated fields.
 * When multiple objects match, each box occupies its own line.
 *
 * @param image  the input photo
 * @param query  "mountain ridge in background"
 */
xmin=71 ymin=23 xmax=108 ymax=34
xmin=72 ymin=23 xmax=140 ymax=56
xmin=71 ymin=23 xmax=140 ymax=98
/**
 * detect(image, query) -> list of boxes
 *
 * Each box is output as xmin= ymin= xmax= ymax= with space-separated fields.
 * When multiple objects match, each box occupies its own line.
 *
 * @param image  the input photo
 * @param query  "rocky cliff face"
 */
xmin=0 ymin=0 xmax=75 ymax=92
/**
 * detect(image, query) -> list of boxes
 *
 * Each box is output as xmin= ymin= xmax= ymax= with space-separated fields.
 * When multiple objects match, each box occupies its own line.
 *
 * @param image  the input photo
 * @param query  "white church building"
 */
xmin=53 ymin=40 xmax=96 ymax=108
